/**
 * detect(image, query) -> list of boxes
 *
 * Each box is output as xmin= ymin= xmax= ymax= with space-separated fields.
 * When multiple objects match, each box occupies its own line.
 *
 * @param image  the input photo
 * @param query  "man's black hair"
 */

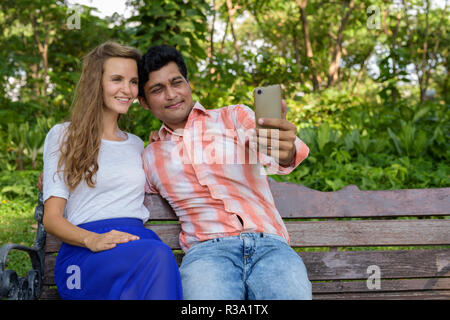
xmin=138 ymin=45 xmax=188 ymax=98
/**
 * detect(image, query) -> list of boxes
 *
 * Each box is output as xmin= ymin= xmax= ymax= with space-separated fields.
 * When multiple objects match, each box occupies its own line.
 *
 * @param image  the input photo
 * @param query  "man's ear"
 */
xmin=138 ymin=96 xmax=151 ymax=110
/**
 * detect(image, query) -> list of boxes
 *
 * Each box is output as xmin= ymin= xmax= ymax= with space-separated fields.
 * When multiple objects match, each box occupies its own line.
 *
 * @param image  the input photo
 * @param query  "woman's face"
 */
xmin=102 ymin=57 xmax=139 ymax=116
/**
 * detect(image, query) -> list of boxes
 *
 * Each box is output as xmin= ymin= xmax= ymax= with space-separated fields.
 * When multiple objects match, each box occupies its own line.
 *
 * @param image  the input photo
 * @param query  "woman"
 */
xmin=42 ymin=42 xmax=182 ymax=300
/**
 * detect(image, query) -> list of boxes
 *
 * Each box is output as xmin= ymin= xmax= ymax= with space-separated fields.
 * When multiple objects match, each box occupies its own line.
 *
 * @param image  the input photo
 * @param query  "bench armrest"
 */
xmin=0 ymin=193 xmax=46 ymax=300
xmin=0 ymin=244 xmax=43 ymax=300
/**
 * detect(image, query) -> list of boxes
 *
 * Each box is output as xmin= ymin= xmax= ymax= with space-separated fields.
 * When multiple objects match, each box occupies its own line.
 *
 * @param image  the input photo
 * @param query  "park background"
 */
xmin=0 ymin=0 xmax=448 ymax=275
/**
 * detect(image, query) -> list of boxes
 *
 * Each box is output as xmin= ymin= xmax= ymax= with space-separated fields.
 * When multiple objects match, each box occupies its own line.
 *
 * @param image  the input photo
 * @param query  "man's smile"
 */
xmin=165 ymin=100 xmax=184 ymax=109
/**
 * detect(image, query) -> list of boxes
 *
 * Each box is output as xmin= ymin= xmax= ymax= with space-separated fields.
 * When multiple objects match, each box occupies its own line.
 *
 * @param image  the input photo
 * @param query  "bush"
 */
xmin=0 ymin=170 xmax=40 ymax=276
xmin=279 ymin=88 xmax=450 ymax=191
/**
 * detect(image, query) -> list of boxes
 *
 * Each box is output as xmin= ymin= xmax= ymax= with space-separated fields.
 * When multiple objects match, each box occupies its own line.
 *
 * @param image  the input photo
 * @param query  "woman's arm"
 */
xmin=43 ymin=196 xmax=139 ymax=252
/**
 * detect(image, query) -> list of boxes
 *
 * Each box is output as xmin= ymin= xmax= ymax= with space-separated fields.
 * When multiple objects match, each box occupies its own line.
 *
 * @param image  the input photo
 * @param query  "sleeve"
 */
xmin=43 ymin=124 xmax=70 ymax=203
xmin=141 ymin=148 xmax=159 ymax=194
xmin=230 ymin=104 xmax=309 ymax=175
xmin=276 ymin=137 xmax=309 ymax=175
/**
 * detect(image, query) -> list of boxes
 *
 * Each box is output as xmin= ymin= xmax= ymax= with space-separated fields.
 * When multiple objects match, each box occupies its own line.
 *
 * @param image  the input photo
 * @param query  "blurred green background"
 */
xmin=0 ymin=0 xmax=448 ymax=274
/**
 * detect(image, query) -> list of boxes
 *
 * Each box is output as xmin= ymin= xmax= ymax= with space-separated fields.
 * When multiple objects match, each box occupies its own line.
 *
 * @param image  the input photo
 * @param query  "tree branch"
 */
xmin=327 ymin=0 xmax=355 ymax=87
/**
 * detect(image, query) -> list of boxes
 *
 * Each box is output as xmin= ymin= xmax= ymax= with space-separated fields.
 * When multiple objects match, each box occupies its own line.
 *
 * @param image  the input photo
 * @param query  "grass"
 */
xmin=0 ymin=195 xmax=37 ymax=277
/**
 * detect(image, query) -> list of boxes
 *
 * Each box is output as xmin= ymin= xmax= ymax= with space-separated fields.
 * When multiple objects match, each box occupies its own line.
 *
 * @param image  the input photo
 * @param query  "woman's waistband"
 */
xmin=77 ymin=217 xmax=144 ymax=232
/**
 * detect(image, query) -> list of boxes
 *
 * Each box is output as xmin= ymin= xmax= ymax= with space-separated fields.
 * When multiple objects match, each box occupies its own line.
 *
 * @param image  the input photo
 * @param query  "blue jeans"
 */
xmin=179 ymin=232 xmax=312 ymax=300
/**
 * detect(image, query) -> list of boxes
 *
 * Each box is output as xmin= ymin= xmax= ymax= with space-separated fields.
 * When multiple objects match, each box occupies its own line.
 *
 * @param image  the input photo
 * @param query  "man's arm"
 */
xmin=141 ymin=148 xmax=160 ymax=194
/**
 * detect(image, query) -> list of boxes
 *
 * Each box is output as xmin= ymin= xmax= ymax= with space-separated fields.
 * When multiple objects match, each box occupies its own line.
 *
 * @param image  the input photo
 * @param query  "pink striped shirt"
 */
xmin=142 ymin=102 xmax=309 ymax=252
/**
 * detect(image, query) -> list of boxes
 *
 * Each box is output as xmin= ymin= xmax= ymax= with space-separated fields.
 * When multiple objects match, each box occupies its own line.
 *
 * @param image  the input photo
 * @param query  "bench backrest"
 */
xmin=42 ymin=180 xmax=450 ymax=299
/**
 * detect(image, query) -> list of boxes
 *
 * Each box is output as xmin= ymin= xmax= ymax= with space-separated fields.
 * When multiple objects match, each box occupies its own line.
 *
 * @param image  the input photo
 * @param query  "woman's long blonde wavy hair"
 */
xmin=58 ymin=42 xmax=141 ymax=191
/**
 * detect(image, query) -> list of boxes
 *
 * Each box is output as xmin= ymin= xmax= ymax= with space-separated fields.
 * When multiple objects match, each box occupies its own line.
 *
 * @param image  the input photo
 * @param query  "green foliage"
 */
xmin=0 ymin=171 xmax=39 ymax=275
xmin=2 ymin=118 xmax=56 ymax=171
xmin=0 ymin=170 xmax=41 ymax=200
xmin=126 ymin=0 xmax=210 ymax=77
xmin=278 ymin=86 xmax=449 ymax=191
xmin=0 ymin=0 xmax=448 ymax=194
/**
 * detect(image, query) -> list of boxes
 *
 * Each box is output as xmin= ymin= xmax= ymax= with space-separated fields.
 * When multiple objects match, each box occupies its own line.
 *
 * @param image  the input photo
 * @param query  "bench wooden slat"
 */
xmin=300 ymin=249 xmax=450 ymax=281
xmin=39 ymin=287 xmax=60 ymax=300
xmin=43 ymin=254 xmax=56 ymax=285
xmin=39 ymin=286 xmax=450 ymax=300
xmin=171 ymin=250 xmax=450 ymax=282
xmin=44 ymin=219 xmax=450 ymax=252
xmin=312 ymin=291 xmax=450 ymax=300
xmin=145 ymin=182 xmax=450 ymax=220
xmin=42 ymin=249 xmax=450 ymax=285
xmin=312 ymin=278 xmax=450 ymax=293
xmin=269 ymin=181 xmax=450 ymax=218
xmin=285 ymin=219 xmax=450 ymax=247
xmin=144 ymin=219 xmax=450 ymax=248
xmin=144 ymin=195 xmax=177 ymax=220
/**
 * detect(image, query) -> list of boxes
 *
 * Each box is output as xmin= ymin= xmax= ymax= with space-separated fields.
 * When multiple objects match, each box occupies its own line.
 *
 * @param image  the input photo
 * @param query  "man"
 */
xmin=138 ymin=45 xmax=312 ymax=300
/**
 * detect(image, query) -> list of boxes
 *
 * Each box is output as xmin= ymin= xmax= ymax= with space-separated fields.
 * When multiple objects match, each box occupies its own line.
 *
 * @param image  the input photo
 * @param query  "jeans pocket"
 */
xmin=184 ymin=238 xmax=215 ymax=257
xmin=263 ymin=233 xmax=288 ymax=244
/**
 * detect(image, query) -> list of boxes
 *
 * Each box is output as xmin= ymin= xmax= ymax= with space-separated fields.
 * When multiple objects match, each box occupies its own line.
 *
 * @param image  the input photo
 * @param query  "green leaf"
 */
xmin=387 ymin=128 xmax=402 ymax=156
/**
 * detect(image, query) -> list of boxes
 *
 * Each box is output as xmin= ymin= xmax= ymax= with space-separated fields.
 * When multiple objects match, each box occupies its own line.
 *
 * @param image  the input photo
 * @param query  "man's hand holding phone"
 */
xmin=254 ymin=85 xmax=297 ymax=166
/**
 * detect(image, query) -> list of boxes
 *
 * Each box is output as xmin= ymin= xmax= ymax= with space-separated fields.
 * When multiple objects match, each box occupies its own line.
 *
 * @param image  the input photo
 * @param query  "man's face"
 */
xmin=139 ymin=61 xmax=194 ymax=131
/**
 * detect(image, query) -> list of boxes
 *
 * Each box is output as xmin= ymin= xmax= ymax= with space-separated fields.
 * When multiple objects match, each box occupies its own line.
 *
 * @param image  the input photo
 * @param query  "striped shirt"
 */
xmin=142 ymin=102 xmax=309 ymax=252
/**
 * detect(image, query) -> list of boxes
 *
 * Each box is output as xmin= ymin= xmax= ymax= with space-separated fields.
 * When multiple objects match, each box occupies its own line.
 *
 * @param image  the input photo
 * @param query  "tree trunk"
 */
xmin=296 ymin=0 xmax=320 ymax=90
xmin=225 ymin=0 xmax=240 ymax=64
xmin=209 ymin=0 xmax=217 ymax=67
xmin=41 ymin=41 xmax=48 ymax=94
xmin=292 ymin=24 xmax=304 ymax=84
xmin=326 ymin=0 xmax=355 ymax=88
xmin=403 ymin=1 xmax=418 ymax=100
xmin=381 ymin=5 xmax=403 ymax=103
xmin=419 ymin=0 xmax=430 ymax=102
xmin=30 ymin=12 xmax=49 ymax=96
xmin=351 ymin=49 xmax=372 ymax=94
xmin=423 ymin=1 xmax=447 ymax=101
xmin=29 ymin=63 xmax=40 ymax=97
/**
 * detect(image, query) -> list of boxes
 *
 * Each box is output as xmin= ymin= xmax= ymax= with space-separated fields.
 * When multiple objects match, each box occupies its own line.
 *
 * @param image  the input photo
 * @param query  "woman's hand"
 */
xmin=83 ymin=230 xmax=140 ymax=252
xmin=44 ymin=197 xmax=140 ymax=252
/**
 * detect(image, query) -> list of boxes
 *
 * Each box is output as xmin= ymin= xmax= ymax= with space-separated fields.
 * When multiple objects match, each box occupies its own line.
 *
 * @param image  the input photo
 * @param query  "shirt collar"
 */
xmin=157 ymin=101 xmax=209 ymax=139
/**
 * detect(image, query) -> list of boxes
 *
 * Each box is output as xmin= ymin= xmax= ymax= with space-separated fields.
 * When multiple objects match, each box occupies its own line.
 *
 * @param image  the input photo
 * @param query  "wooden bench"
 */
xmin=1 ymin=179 xmax=449 ymax=300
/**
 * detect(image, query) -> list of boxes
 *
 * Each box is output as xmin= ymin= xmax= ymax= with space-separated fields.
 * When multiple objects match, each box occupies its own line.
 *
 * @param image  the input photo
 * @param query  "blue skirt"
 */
xmin=54 ymin=218 xmax=183 ymax=300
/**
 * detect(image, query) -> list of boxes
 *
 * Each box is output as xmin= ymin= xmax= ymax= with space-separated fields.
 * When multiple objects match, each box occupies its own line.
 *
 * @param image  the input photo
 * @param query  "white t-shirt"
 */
xmin=43 ymin=123 xmax=149 ymax=226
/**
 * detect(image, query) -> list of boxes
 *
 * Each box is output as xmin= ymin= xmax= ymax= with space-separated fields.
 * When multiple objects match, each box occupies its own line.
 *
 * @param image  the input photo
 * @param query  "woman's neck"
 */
xmin=102 ymin=112 xmax=126 ymax=141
